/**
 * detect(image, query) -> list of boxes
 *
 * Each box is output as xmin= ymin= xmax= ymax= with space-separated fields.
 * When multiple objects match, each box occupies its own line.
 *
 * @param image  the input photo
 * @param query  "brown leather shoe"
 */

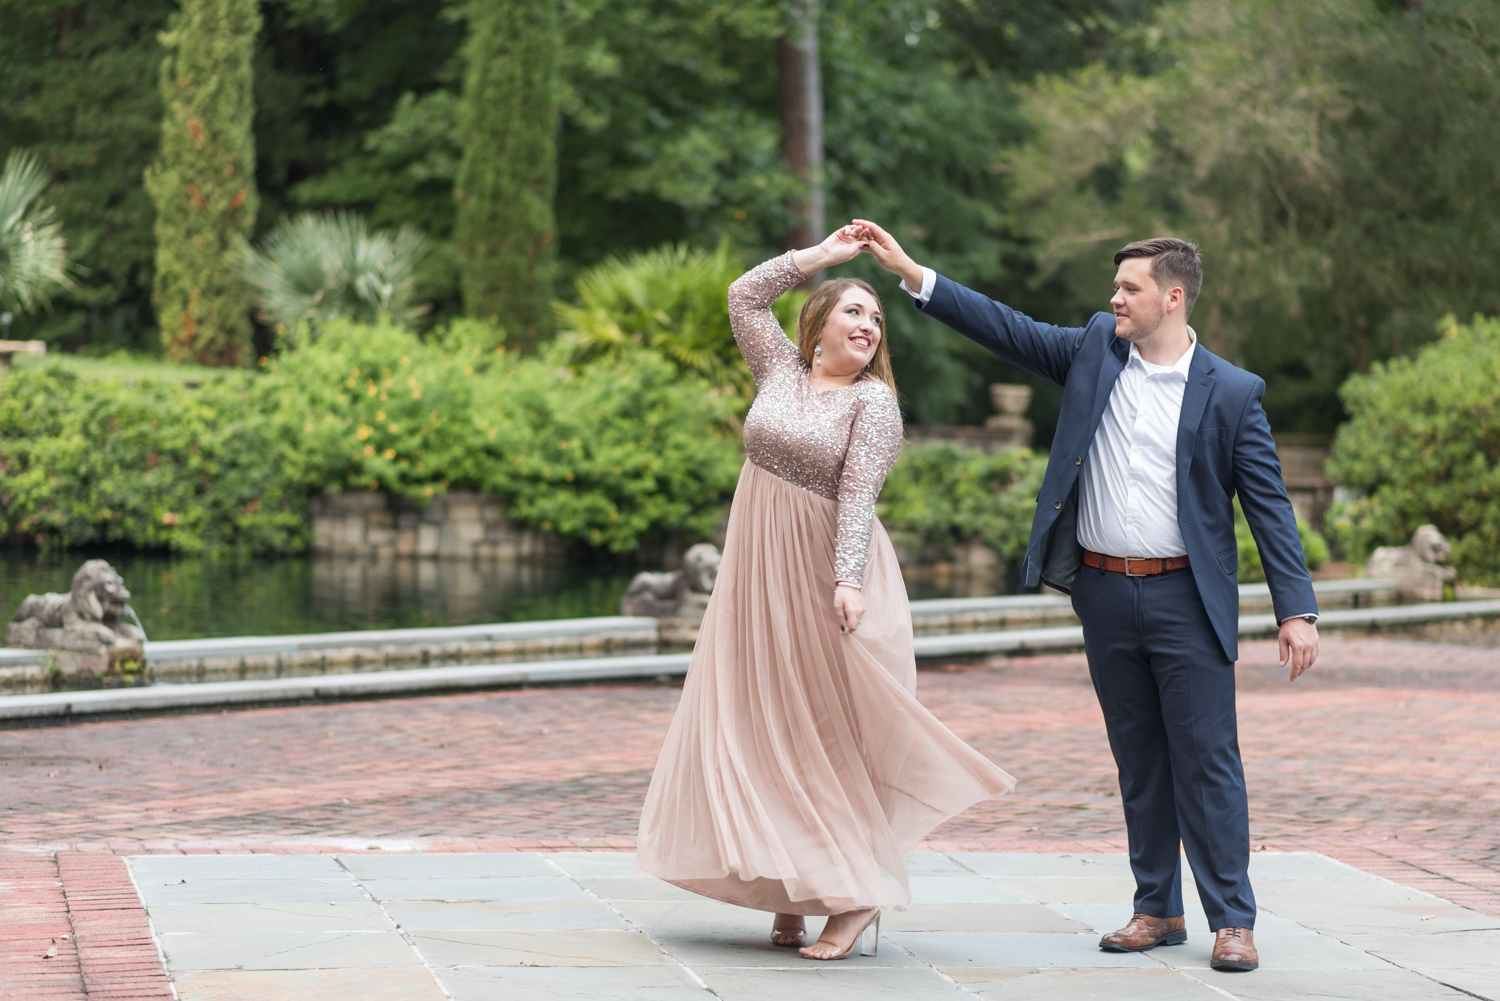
xmin=1098 ymin=912 xmax=1187 ymax=952
xmin=1211 ymin=927 xmax=1259 ymax=971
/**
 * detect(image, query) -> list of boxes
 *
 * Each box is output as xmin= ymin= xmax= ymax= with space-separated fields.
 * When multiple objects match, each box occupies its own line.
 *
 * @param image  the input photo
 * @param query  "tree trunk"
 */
xmin=454 ymin=0 xmax=560 ymax=352
xmin=144 ymin=0 xmax=260 ymax=366
xmin=779 ymin=0 xmax=823 ymax=285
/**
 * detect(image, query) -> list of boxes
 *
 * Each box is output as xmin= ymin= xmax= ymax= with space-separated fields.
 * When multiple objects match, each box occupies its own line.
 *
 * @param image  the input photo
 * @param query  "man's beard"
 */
xmin=1115 ymin=302 xmax=1165 ymax=342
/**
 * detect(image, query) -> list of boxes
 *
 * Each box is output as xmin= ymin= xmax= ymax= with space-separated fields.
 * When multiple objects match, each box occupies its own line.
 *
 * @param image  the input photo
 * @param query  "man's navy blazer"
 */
xmin=915 ymin=275 xmax=1318 ymax=662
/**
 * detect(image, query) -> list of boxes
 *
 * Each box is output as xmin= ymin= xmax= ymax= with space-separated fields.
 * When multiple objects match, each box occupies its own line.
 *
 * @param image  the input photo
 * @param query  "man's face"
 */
xmin=1110 ymin=257 xmax=1171 ymax=342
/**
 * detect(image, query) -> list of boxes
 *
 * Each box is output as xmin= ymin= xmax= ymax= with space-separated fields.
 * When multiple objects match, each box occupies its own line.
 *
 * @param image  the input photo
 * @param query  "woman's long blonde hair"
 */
xmin=795 ymin=277 xmax=897 ymax=393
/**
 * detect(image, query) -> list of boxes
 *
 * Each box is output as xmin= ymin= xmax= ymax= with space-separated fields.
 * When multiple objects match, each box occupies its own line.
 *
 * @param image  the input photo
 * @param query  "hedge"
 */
xmin=0 ymin=318 xmax=743 ymax=555
xmin=1327 ymin=315 xmax=1500 ymax=585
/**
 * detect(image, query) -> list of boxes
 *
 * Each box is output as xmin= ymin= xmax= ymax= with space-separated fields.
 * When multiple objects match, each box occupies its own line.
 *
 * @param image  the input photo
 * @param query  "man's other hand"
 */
xmin=1279 ymin=617 xmax=1319 ymax=681
xmin=850 ymin=219 xmax=924 ymax=290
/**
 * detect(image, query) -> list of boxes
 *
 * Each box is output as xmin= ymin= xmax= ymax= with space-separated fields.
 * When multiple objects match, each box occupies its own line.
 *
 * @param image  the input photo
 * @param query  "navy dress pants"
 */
xmin=1070 ymin=562 xmax=1255 ymax=930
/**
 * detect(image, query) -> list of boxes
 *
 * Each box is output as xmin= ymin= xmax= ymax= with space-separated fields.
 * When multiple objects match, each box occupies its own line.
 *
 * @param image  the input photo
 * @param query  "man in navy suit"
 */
xmin=853 ymin=220 xmax=1320 ymax=972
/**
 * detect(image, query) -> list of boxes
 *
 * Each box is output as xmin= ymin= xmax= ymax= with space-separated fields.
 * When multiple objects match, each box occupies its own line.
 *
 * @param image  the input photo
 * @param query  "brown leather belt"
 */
xmin=1083 ymin=550 xmax=1191 ymax=576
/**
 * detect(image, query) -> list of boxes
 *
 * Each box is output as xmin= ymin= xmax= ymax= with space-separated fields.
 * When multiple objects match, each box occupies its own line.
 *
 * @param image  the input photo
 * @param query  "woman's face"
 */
xmin=816 ymin=287 xmax=882 ymax=378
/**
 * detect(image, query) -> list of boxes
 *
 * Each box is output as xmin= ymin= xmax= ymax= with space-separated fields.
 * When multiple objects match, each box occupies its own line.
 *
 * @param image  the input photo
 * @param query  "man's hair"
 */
xmin=1114 ymin=237 xmax=1202 ymax=317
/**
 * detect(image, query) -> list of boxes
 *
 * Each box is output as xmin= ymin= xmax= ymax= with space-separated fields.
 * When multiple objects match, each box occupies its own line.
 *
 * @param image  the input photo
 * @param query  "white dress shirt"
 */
xmin=903 ymin=267 xmax=1194 ymax=557
xmin=1076 ymin=335 xmax=1194 ymax=558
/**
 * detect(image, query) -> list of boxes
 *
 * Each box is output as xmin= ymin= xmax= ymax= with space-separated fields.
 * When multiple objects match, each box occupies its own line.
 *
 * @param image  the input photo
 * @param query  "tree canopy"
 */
xmin=1 ymin=0 xmax=1494 ymax=434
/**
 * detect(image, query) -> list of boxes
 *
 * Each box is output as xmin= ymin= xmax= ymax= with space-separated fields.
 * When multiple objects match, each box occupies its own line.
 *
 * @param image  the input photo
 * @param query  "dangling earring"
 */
xmin=813 ymin=344 xmax=822 ymax=364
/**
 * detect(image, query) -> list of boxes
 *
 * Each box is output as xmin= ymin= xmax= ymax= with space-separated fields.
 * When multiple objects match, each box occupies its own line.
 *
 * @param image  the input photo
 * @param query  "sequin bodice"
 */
xmin=731 ymin=253 xmax=904 ymax=586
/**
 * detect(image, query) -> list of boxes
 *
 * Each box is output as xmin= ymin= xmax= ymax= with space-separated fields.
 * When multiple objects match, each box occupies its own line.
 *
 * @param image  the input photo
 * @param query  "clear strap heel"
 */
xmin=802 ymin=908 xmax=882 ymax=961
xmin=858 ymin=912 xmax=881 ymax=957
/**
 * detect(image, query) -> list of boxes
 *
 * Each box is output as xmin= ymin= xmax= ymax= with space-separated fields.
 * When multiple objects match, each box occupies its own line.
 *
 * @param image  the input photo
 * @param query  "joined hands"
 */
xmin=792 ymin=220 xmax=925 ymax=289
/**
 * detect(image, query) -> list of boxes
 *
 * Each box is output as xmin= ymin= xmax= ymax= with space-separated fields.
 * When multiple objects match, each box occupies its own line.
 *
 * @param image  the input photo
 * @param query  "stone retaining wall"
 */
xmin=0 ymin=629 xmax=657 ymax=695
xmin=310 ymin=490 xmax=566 ymax=560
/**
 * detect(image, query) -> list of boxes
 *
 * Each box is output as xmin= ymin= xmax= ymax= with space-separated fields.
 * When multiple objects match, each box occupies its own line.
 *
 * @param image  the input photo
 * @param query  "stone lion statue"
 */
xmin=8 ymin=559 xmax=147 ymax=651
xmin=621 ymin=544 xmax=722 ymax=618
xmin=1365 ymin=525 xmax=1455 ymax=602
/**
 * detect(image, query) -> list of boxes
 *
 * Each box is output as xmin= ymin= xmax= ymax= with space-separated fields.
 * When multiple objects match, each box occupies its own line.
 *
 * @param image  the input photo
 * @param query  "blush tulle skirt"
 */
xmin=636 ymin=461 xmax=1015 ymax=915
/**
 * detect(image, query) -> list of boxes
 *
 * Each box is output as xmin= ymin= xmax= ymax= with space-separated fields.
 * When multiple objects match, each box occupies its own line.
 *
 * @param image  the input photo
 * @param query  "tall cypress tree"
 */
xmin=144 ymin=0 xmax=259 ymax=366
xmin=454 ymin=0 xmax=559 ymax=351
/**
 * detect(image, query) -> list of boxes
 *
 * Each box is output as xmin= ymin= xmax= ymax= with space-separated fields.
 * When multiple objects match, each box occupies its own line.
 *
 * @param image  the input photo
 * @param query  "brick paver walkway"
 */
xmin=2 ymin=635 xmax=1497 ymax=997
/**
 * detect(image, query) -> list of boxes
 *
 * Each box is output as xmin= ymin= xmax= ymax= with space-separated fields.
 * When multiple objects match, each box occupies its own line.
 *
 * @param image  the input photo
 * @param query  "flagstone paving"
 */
xmin=126 ymin=850 xmax=1499 ymax=1000
xmin=3 ymin=634 xmax=1499 ymax=997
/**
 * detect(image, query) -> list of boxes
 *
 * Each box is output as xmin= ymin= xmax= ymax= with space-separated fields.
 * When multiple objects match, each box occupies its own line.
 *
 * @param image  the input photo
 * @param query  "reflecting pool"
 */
xmin=0 ymin=549 xmax=1006 ymax=642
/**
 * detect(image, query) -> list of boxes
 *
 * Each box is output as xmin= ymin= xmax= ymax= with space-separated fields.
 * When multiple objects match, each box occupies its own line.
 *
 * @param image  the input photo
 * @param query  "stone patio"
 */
xmin=127 ymin=851 xmax=1499 ymax=1000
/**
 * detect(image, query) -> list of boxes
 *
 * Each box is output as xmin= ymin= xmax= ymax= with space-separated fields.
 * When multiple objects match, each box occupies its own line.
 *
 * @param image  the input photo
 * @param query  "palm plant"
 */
xmin=553 ymin=242 xmax=805 ymax=411
xmin=237 ymin=211 xmax=429 ymax=345
xmin=0 ymin=151 xmax=74 ymax=315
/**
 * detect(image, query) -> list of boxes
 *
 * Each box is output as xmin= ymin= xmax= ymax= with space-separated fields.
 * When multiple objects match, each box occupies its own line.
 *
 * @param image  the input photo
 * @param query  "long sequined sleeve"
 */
xmin=728 ymin=252 xmax=807 ymax=387
xmin=834 ymin=382 xmax=904 ymax=585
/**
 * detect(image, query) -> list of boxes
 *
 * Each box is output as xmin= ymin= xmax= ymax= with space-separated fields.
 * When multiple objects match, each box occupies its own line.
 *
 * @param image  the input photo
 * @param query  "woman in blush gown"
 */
xmin=636 ymin=226 xmax=1015 ymax=961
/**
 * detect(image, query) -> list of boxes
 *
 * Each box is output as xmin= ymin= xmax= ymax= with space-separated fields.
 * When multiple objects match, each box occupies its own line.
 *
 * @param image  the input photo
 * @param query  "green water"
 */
xmin=0 ymin=550 xmax=638 ymax=641
xmin=0 ymin=548 xmax=1005 ymax=643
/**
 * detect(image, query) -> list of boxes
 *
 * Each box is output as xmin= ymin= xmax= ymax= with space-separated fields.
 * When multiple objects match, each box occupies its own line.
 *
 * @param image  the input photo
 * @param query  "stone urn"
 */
xmin=989 ymin=383 xmax=1033 ymax=417
xmin=7 ymin=559 xmax=151 ymax=688
xmin=984 ymin=384 xmax=1034 ymax=450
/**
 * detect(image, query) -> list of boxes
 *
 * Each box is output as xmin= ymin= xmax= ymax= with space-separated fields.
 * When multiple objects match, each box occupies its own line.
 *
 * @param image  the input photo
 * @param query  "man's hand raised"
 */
xmin=850 ymin=219 xmax=925 ymax=290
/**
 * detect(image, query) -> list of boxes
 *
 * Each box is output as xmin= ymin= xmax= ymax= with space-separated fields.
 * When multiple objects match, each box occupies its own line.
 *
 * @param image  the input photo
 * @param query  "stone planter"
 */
xmin=989 ymin=383 xmax=1033 ymax=417
xmin=983 ymin=383 xmax=1034 ymax=450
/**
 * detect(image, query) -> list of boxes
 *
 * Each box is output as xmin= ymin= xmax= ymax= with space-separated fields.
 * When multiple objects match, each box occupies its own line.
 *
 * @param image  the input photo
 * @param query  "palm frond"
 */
xmin=237 ymin=210 xmax=431 ymax=346
xmin=552 ymin=240 xmax=761 ymax=404
xmin=0 ymin=151 xmax=75 ymax=315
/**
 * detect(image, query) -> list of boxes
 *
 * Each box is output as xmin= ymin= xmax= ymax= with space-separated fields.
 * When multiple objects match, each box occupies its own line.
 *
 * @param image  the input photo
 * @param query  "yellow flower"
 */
xmin=357 ymin=425 xmax=372 ymax=440
xmin=363 ymin=445 xmax=376 ymax=457
xmin=375 ymin=411 xmax=386 ymax=421
xmin=384 ymin=449 xmax=396 ymax=460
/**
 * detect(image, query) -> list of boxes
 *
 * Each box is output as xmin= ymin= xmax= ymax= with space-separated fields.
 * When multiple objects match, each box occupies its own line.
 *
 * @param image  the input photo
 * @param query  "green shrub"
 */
xmin=236 ymin=211 xmax=430 ymax=343
xmin=492 ymin=348 xmax=744 ymax=551
xmin=1233 ymin=497 xmax=1329 ymax=584
xmin=553 ymin=242 xmax=806 ymax=415
xmin=0 ymin=366 xmax=305 ymax=553
xmin=0 ymin=319 xmax=742 ymax=556
xmin=264 ymin=317 xmax=743 ymax=552
xmin=877 ymin=443 xmax=1047 ymax=566
xmin=1326 ymin=315 xmax=1500 ymax=585
xmin=256 ymin=317 xmax=503 ymax=503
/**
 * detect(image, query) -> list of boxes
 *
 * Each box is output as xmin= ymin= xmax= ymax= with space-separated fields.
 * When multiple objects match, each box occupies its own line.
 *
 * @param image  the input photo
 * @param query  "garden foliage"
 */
xmin=0 ymin=366 xmax=305 ymax=553
xmin=553 ymin=242 xmax=804 ymax=414
xmin=454 ymin=0 xmax=560 ymax=350
xmin=877 ymin=441 xmax=1329 ymax=584
xmin=1326 ymin=315 xmax=1500 ymax=586
xmin=0 ymin=320 xmax=743 ymax=556
xmin=877 ymin=443 xmax=1047 ymax=569
xmin=0 ymin=0 xmax=173 ymax=350
xmin=143 ymin=0 xmax=260 ymax=366
xmin=1004 ymin=0 xmax=1500 ymax=432
xmin=0 ymin=151 xmax=73 ymax=314
xmin=237 ymin=211 xmax=430 ymax=343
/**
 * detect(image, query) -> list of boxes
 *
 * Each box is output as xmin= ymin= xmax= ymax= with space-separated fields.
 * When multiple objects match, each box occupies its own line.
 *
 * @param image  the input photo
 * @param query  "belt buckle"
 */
xmin=1124 ymin=556 xmax=1152 ymax=577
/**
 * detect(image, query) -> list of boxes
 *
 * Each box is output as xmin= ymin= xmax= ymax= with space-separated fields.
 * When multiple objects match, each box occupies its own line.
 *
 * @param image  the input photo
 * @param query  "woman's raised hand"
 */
xmin=849 ymin=219 xmax=924 ymax=289
xmin=791 ymin=225 xmax=869 ymax=275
